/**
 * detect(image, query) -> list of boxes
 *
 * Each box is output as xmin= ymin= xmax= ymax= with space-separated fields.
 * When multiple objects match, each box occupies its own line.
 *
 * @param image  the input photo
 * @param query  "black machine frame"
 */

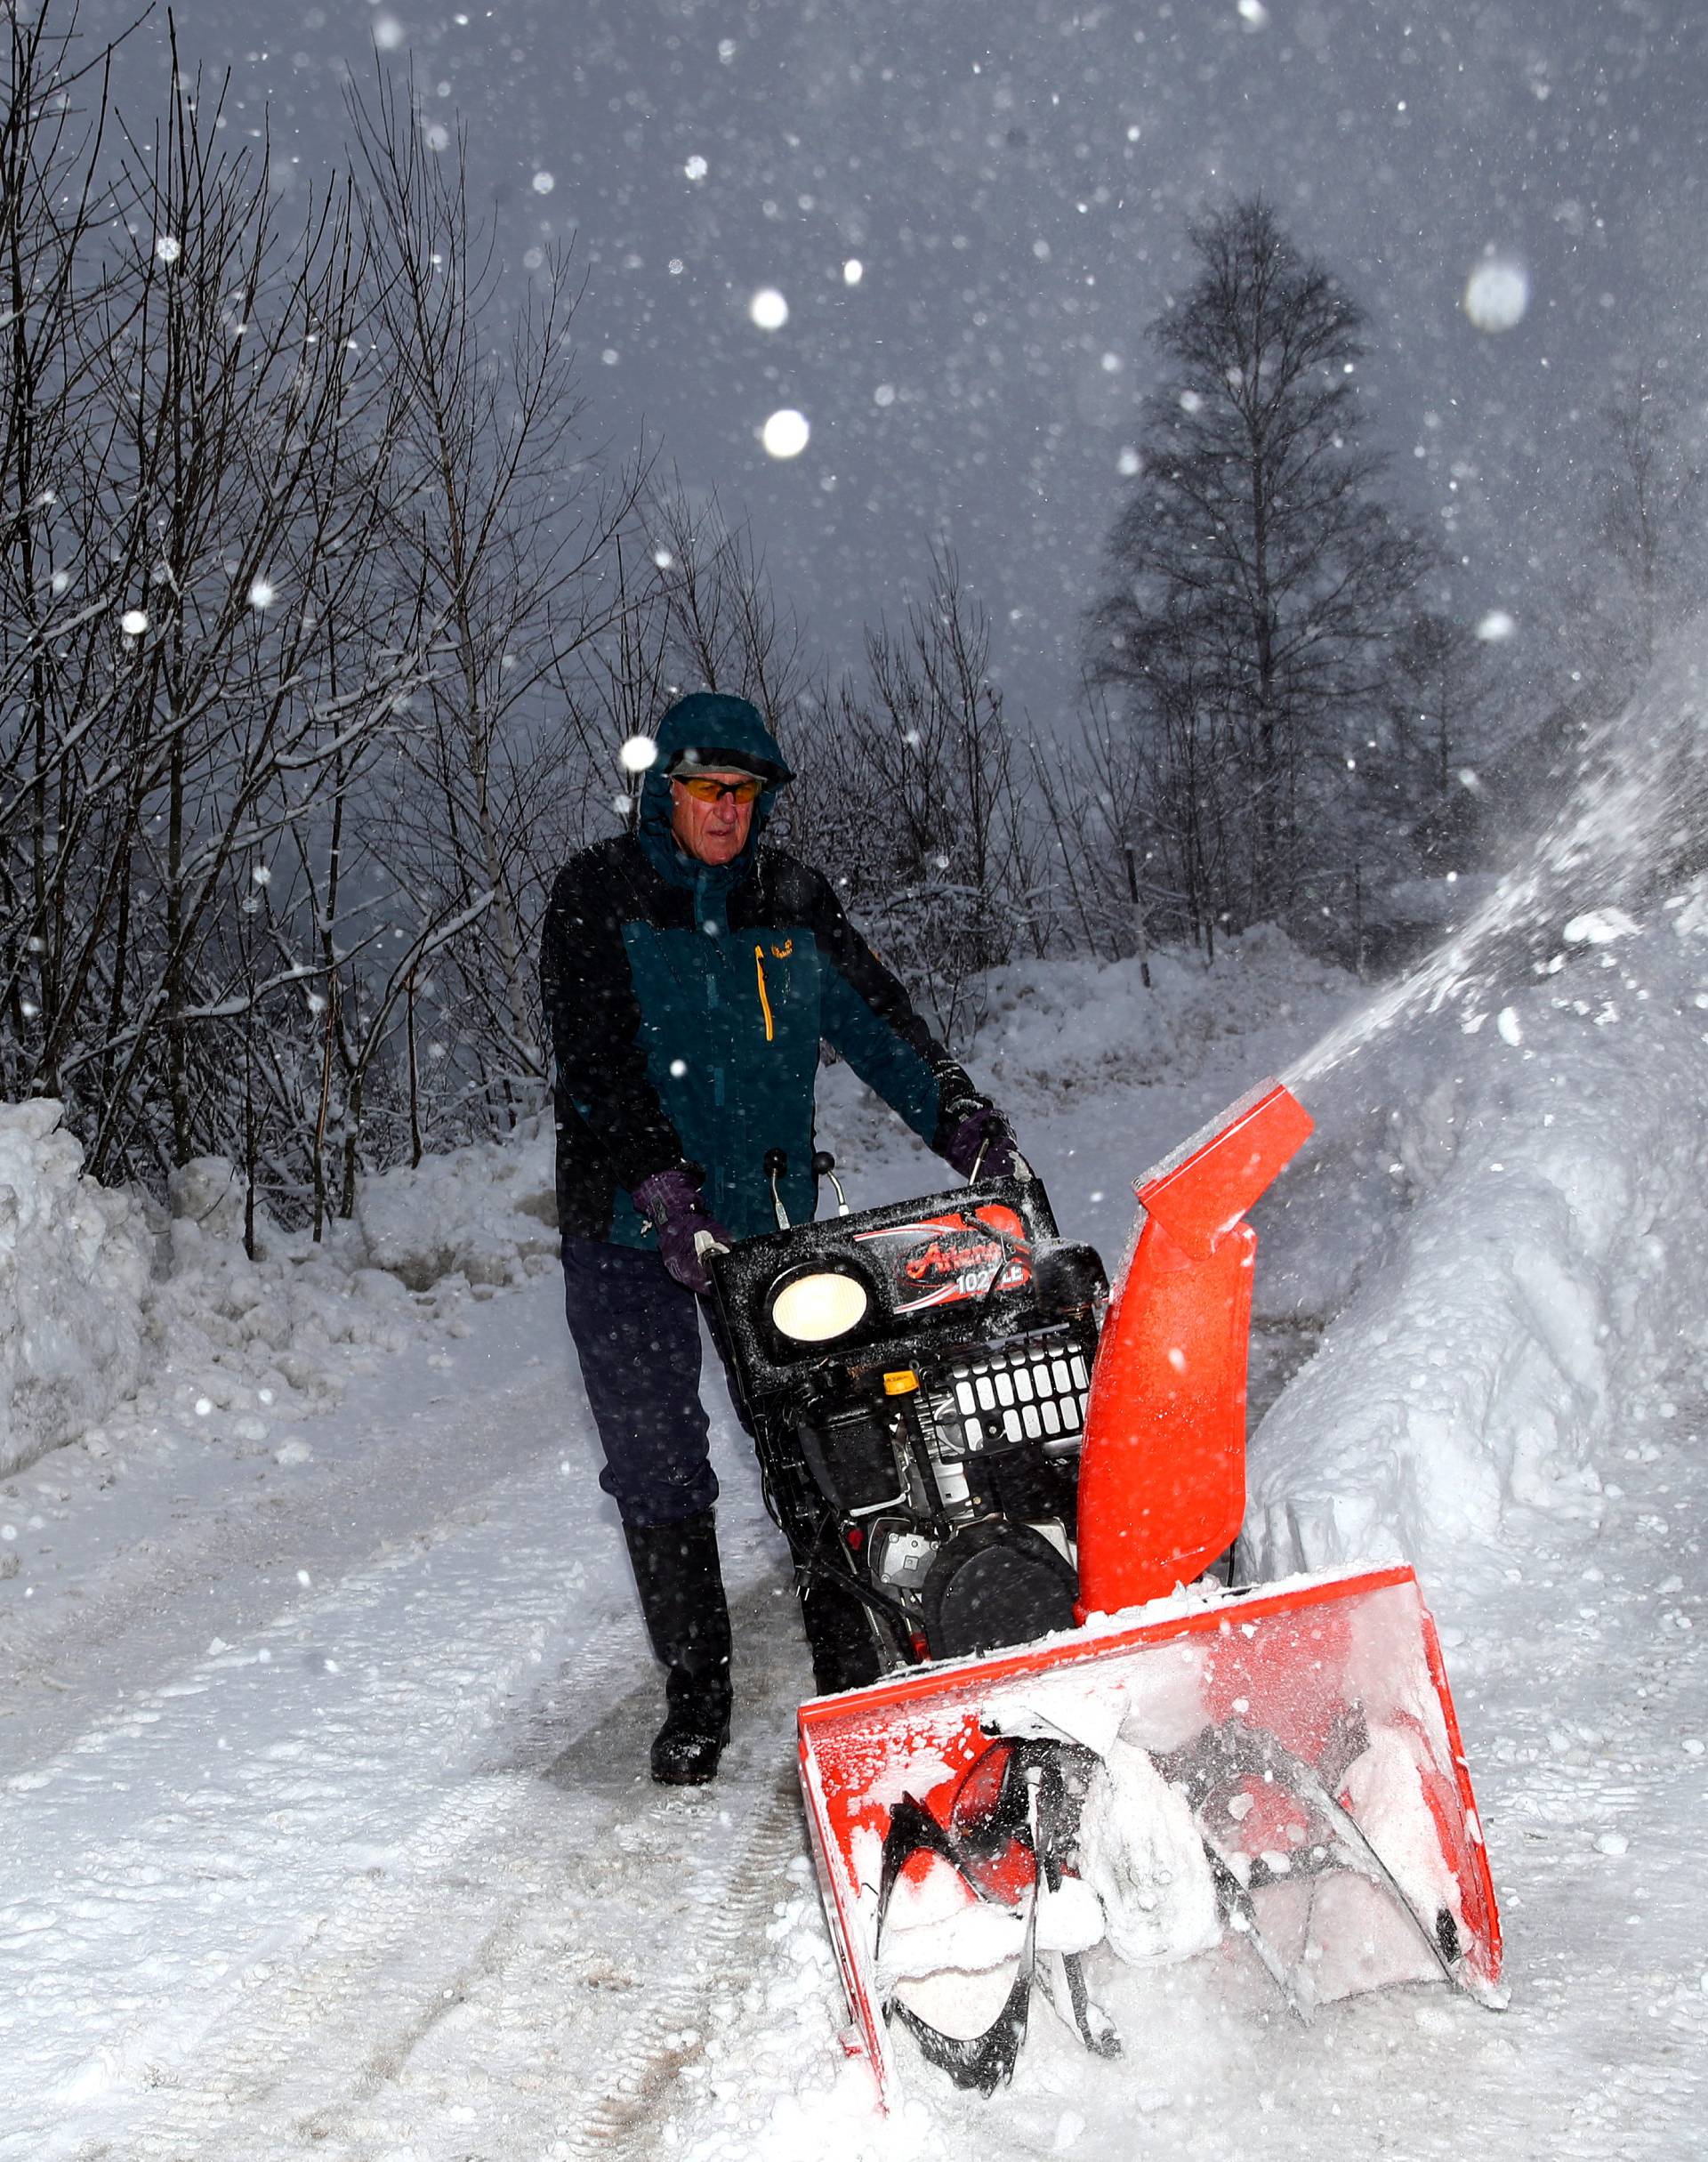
xmin=706 ymin=1173 xmax=1108 ymax=1685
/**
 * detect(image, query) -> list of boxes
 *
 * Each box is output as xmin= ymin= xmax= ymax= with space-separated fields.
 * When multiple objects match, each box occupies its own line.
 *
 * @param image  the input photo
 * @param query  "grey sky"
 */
xmin=98 ymin=0 xmax=1708 ymax=726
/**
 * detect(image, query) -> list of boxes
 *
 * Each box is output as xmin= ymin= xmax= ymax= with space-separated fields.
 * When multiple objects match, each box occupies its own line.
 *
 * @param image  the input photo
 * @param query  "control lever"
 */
xmin=969 ymin=1129 xmax=1035 ymax=1185
xmin=811 ymin=1149 xmax=850 ymax=1216
xmin=763 ymin=1147 xmax=791 ymax=1230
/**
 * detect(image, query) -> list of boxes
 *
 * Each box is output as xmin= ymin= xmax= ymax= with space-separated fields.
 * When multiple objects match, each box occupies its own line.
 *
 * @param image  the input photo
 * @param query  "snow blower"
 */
xmin=709 ymin=1080 xmax=1503 ymax=2106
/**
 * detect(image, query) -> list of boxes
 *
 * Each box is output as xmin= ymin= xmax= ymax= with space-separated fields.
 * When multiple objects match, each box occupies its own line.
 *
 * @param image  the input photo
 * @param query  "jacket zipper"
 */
xmin=753 ymin=945 xmax=775 ymax=1042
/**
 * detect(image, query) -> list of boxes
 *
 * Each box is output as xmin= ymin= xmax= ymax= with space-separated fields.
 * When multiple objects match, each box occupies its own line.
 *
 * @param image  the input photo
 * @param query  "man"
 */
xmin=539 ymin=690 xmax=1024 ymax=1785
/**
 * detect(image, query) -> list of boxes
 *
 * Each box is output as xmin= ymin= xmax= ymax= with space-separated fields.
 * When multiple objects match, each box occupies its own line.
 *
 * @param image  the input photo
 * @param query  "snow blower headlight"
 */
xmin=769 ymin=1269 xmax=870 ymax=1343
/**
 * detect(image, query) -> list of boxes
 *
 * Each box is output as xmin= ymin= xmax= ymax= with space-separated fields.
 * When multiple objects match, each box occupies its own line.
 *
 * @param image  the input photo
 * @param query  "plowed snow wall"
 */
xmin=1248 ymin=887 xmax=1708 ymax=1588
xmin=0 ymin=1101 xmax=151 ymax=1478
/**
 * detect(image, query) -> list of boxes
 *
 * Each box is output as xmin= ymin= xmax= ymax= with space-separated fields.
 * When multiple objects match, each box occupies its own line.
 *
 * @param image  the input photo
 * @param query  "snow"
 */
xmin=1076 ymin=1735 xmax=1220 ymax=1965
xmin=0 ymin=1100 xmax=149 ymax=1480
xmin=1462 ymin=258 xmax=1531 ymax=334
xmin=1246 ymin=923 xmax=1708 ymax=1585
xmin=4 ymin=657 xmax=1708 ymax=2150
xmin=761 ymin=407 xmax=811 ymax=458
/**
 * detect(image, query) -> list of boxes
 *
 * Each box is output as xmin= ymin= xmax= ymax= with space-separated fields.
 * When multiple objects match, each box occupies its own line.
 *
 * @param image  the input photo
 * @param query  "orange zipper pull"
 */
xmin=753 ymin=944 xmax=775 ymax=1041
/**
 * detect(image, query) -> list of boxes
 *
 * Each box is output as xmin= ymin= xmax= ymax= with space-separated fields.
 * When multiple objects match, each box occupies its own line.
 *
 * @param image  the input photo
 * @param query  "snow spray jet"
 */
xmin=1284 ymin=618 xmax=1708 ymax=1095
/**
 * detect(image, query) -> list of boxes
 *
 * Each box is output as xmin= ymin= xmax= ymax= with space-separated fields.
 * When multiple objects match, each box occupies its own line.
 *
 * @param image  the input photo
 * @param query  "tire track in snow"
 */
xmin=25 ymin=1577 xmax=816 ymax=2162
xmin=0 ymin=1424 xmax=642 ymax=2160
xmin=297 ymin=1576 xmax=818 ymax=2162
xmin=97 ymin=1622 xmax=655 ymax=2160
xmin=560 ymin=1768 xmax=806 ymax=2159
xmin=552 ymin=1590 xmax=814 ymax=2162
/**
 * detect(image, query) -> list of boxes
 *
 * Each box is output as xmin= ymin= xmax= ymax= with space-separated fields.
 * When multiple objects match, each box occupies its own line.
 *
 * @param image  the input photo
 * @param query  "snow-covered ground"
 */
xmin=4 ymin=657 xmax=1708 ymax=2158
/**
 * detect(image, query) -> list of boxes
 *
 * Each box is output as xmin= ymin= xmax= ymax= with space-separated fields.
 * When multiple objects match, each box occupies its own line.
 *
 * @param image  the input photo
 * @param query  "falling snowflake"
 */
xmin=247 ymin=577 xmax=276 ymax=609
xmin=155 ymin=235 xmax=182 ymax=263
xmin=532 ymin=171 xmax=554 ymax=195
xmin=761 ymin=409 xmax=810 ymax=458
xmin=843 ymin=259 xmax=864 ymax=286
xmin=119 ymin=608 xmax=149 ymax=635
xmin=750 ymin=287 xmax=788 ymax=329
xmin=373 ymin=13 xmax=404 ymax=51
xmin=1463 ymin=256 xmax=1529 ymax=333
xmin=1474 ymin=609 xmax=1517 ymax=642
xmin=619 ymin=735 xmax=659 ymax=773
xmin=684 ymin=154 xmax=708 ymax=181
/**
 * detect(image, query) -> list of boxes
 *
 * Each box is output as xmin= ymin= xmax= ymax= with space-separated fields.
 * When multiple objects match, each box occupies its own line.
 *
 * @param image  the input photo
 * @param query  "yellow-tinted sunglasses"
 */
xmin=673 ymin=773 xmax=765 ymax=804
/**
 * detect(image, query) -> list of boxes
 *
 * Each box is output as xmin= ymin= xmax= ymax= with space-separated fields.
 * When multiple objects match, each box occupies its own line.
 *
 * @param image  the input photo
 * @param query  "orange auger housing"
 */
xmin=797 ymin=1081 xmax=1504 ymax=2109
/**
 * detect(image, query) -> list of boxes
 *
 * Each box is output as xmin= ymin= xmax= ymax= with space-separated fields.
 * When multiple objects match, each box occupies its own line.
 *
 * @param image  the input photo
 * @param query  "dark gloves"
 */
xmin=631 ymin=1166 xmax=732 ymax=1295
xmin=940 ymin=1101 xmax=1030 ymax=1183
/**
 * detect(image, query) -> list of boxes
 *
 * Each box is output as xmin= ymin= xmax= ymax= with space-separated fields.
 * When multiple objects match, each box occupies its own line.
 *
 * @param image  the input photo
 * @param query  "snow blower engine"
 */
xmin=707 ymin=1152 xmax=1109 ymax=1688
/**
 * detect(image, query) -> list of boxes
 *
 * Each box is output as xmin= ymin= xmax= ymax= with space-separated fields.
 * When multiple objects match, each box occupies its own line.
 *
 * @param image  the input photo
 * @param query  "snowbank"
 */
xmin=974 ymin=924 xmax=1350 ymax=1105
xmin=1246 ymin=625 xmax=1708 ymax=1594
xmin=135 ymin=1126 xmax=560 ymax=1443
xmin=0 ymin=1109 xmax=561 ymax=1479
xmin=0 ymin=1101 xmax=151 ymax=1480
xmin=355 ymin=1127 xmax=560 ymax=1289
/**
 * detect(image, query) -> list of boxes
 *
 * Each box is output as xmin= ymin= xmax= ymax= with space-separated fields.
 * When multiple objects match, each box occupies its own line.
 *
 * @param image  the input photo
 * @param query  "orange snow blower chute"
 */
xmin=1076 ymin=1079 xmax=1314 ymax=1618
xmin=797 ymin=1081 xmax=1504 ymax=2107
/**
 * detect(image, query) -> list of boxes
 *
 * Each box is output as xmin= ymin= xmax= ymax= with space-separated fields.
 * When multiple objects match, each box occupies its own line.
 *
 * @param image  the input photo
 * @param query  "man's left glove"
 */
xmin=940 ymin=1101 xmax=1030 ymax=1183
xmin=631 ymin=1166 xmax=732 ymax=1296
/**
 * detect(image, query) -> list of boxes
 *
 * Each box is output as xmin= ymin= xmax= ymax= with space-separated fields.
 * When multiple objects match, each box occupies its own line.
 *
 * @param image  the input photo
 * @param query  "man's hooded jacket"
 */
xmin=539 ymin=691 xmax=984 ymax=1248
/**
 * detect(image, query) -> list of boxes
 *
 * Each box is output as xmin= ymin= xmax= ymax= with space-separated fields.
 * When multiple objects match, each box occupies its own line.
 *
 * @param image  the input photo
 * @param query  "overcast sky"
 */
xmin=97 ymin=0 xmax=1708 ymax=727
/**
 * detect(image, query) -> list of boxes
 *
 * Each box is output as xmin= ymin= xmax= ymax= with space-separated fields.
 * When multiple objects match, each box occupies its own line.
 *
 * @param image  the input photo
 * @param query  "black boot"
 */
xmin=623 ymin=1507 xmax=733 ymax=1785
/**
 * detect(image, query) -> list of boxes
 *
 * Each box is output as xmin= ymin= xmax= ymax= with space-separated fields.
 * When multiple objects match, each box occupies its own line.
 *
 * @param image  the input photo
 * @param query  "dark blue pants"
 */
xmin=560 ymin=1237 xmax=721 ymax=1530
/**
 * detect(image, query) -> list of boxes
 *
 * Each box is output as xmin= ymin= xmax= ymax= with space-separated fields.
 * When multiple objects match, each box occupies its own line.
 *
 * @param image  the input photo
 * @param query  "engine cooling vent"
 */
xmin=922 ymin=1331 xmax=1092 ymax=1457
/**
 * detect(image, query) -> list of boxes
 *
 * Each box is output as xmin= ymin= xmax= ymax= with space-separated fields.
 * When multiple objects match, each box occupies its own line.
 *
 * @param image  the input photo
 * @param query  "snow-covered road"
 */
xmin=0 ymin=1271 xmax=817 ymax=2160
xmin=6 ymin=1256 xmax=1702 ymax=2162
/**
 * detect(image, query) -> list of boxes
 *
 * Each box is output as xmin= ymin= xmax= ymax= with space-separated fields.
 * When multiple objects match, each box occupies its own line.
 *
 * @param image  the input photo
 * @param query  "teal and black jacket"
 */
xmin=539 ymin=695 xmax=985 ymax=1248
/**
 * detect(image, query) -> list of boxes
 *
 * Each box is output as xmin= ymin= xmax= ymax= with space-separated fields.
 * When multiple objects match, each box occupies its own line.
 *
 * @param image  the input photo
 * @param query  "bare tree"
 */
xmin=1 ymin=10 xmax=651 ymax=1232
xmin=1381 ymin=609 xmax=1501 ymax=871
xmin=1089 ymin=196 xmax=1429 ymax=947
xmin=1027 ymin=688 xmax=1162 ymax=976
xmin=0 ymin=15 xmax=431 ymax=1205
xmin=797 ymin=552 xmax=1035 ymax=1044
xmin=1595 ymin=367 xmax=1704 ymax=669
xmin=348 ymin=70 xmax=645 ymax=1135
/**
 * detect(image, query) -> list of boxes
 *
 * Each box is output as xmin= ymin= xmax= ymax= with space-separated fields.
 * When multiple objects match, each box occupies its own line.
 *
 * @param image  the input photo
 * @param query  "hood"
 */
xmin=636 ymin=692 xmax=792 ymax=896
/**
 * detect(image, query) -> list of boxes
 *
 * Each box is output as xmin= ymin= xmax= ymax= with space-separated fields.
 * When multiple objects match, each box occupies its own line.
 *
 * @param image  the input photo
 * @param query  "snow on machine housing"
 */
xmin=707 ymin=1082 xmax=1504 ymax=2105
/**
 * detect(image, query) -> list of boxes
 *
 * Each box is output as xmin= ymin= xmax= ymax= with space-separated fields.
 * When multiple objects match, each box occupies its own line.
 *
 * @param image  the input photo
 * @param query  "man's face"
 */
xmin=670 ymin=770 xmax=761 ymax=866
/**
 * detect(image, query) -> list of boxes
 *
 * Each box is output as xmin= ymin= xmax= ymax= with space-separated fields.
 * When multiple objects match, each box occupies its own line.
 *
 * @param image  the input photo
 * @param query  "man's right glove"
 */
xmin=631 ymin=1166 xmax=732 ymax=1296
xmin=940 ymin=1101 xmax=1030 ymax=1182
